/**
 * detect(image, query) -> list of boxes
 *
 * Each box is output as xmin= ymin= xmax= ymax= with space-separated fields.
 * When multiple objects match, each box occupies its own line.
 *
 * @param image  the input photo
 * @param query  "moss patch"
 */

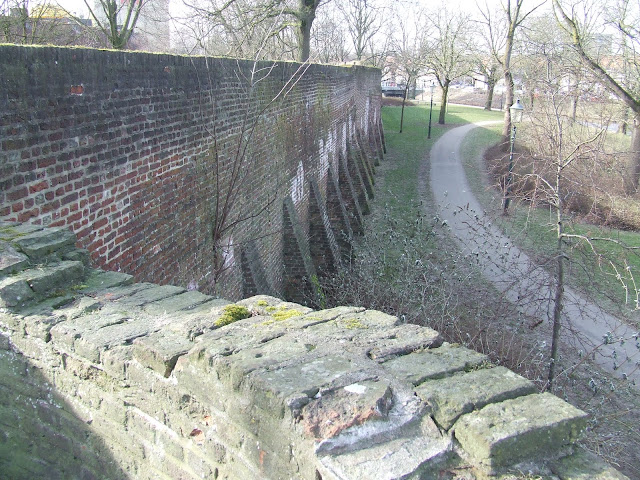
xmin=272 ymin=308 xmax=304 ymax=321
xmin=215 ymin=304 xmax=251 ymax=327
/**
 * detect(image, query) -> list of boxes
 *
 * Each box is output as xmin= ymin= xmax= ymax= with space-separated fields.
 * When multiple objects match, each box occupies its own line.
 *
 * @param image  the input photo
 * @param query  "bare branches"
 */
xmin=82 ymin=0 xmax=147 ymax=49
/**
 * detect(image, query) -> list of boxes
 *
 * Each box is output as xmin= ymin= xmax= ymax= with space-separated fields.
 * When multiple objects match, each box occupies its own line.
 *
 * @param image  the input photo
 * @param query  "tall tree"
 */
xmin=84 ymin=0 xmax=146 ymax=49
xmin=336 ymin=0 xmax=386 ymax=62
xmin=389 ymin=8 xmax=429 ymax=132
xmin=496 ymin=0 xmax=543 ymax=146
xmin=475 ymin=1 xmax=507 ymax=110
xmin=183 ymin=0 xmax=328 ymax=62
xmin=0 ymin=0 xmax=83 ymax=44
xmin=311 ymin=7 xmax=349 ymax=62
xmin=425 ymin=8 xmax=474 ymax=124
xmin=553 ymin=0 xmax=640 ymax=193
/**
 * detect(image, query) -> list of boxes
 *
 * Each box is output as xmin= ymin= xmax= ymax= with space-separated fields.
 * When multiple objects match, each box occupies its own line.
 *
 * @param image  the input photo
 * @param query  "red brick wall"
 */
xmin=0 ymin=46 xmax=382 ymax=299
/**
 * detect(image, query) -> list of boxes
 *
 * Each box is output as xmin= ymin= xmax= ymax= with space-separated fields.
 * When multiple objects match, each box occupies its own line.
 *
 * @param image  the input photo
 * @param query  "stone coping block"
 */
xmin=143 ymin=290 xmax=215 ymax=315
xmin=551 ymin=449 xmax=630 ymax=480
xmin=416 ymin=366 xmax=537 ymax=430
xmin=79 ymin=270 xmax=134 ymax=294
xmin=453 ymin=392 xmax=588 ymax=471
xmin=13 ymin=227 xmax=76 ymax=259
xmin=0 ymin=241 xmax=28 ymax=275
xmin=380 ymin=343 xmax=488 ymax=385
xmin=1 ymin=226 xmax=620 ymax=479
xmin=317 ymin=416 xmax=452 ymax=480
xmin=133 ymin=331 xmax=194 ymax=377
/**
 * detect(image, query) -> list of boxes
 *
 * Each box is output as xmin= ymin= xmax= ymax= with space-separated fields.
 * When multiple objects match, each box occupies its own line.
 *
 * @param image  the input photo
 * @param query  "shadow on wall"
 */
xmin=0 ymin=335 xmax=127 ymax=480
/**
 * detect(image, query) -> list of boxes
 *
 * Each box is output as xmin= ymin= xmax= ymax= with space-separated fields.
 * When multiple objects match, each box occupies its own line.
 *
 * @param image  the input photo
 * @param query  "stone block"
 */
xmin=100 ymin=345 xmax=133 ymax=380
xmin=24 ymin=260 xmax=85 ymax=294
xmin=24 ymin=313 xmax=66 ymax=340
xmin=73 ymin=314 xmax=174 ymax=363
xmin=61 ymin=248 xmax=91 ymax=266
xmin=0 ymin=332 xmax=9 ymax=350
xmin=453 ymin=392 xmax=588 ymax=470
xmin=219 ymin=335 xmax=313 ymax=393
xmin=79 ymin=270 xmax=134 ymax=294
xmin=50 ymin=312 xmax=129 ymax=357
xmin=0 ymin=241 xmax=29 ymax=275
xmin=90 ymin=283 xmax=157 ymax=303
xmin=252 ymin=353 xmax=356 ymax=412
xmin=551 ymin=449 xmax=630 ymax=480
xmin=0 ymin=222 xmax=40 ymax=241
xmin=55 ymin=296 xmax=103 ymax=321
xmin=111 ymin=284 xmax=186 ymax=308
xmin=299 ymin=313 xmax=442 ymax=358
xmin=0 ymin=276 xmax=35 ymax=307
xmin=143 ymin=290 xmax=213 ymax=315
xmin=318 ymin=417 xmax=452 ymax=480
xmin=133 ymin=331 xmax=194 ymax=377
xmin=302 ymin=379 xmax=393 ymax=440
xmin=14 ymin=226 xmax=76 ymax=259
xmin=416 ymin=366 xmax=536 ymax=430
xmin=366 ymin=324 xmax=443 ymax=358
xmin=381 ymin=343 xmax=488 ymax=385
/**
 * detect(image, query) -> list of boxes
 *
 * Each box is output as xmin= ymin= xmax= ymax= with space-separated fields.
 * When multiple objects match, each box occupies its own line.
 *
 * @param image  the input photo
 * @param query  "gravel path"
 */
xmin=427 ymin=122 xmax=639 ymax=388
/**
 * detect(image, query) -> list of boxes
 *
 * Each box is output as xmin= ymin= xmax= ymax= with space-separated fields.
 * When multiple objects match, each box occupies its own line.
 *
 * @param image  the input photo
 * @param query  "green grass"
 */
xmin=381 ymin=105 xmax=502 ymax=212
xmin=374 ymin=105 xmax=502 ymax=281
xmin=460 ymin=124 xmax=640 ymax=319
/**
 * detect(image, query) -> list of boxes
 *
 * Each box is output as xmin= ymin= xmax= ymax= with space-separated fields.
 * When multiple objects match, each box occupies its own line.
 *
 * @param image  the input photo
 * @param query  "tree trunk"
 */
xmin=624 ymin=115 xmax=640 ymax=194
xmin=548 ymin=166 xmax=565 ymax=391
xmin=299 ymin=17 xmax=313 ymax=61
xmin=438 ymin=81 xmax=449 ymax=125
xmin=298 ymin=0 xmax=318 ymax=62
xmin=485 ymin=79 xmax=495 ymax=111
xmin=399 ymin=81 xmax=410 ymax=133
xmin=548 ymin=230 xmax=565 ymax=390
xmin=501 ymin=70 xmax=515 ymax=148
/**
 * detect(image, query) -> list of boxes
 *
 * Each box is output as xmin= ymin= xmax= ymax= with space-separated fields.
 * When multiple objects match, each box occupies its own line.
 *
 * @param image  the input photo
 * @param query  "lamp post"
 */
xmin=428 ymin=82 xmax=436 ymax=139
xmin=503 ymin=99 xmax=524 ymax=214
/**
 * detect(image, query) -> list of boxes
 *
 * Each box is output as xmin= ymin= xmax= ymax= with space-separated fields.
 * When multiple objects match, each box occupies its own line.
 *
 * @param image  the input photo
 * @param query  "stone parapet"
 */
xmin=0 ymin=223 xmax=628 ymax=479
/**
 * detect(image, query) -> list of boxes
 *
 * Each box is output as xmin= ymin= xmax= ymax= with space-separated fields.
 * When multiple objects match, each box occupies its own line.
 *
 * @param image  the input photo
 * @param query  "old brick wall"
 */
xmin=0 ymin=45 xmax=382 ymax=301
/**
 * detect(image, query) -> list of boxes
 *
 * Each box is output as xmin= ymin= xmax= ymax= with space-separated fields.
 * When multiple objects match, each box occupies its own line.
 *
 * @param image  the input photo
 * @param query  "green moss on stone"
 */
xmin=272 ymin=308 xmax=303 ymax=321
xmin=215 ymin=304 xmax=251 ymax=327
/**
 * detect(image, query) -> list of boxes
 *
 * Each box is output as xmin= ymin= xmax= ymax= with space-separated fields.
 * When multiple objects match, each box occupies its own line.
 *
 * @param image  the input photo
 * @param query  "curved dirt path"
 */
xmin=428 ymin=122 xmax=639 ymax=388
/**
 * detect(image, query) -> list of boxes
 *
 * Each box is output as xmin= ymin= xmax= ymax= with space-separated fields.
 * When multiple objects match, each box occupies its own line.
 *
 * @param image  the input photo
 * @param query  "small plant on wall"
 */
xmin=194 ymin=50 xmax=313 ymax=293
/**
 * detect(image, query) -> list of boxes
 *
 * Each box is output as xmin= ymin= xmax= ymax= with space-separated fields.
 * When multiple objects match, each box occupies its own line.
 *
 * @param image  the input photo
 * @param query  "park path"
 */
xmin=427 ymin=122 xmax=639 ymax=388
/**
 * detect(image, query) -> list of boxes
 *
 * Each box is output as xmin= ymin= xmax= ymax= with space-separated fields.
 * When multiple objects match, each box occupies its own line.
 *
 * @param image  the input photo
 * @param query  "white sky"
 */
xmin=55 ymin=0 xmax=89 ymax=17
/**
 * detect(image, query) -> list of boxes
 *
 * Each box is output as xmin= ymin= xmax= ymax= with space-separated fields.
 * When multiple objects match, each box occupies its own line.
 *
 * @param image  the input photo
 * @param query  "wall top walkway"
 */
xmin=0 ymin=222 xmax=629 ymax=479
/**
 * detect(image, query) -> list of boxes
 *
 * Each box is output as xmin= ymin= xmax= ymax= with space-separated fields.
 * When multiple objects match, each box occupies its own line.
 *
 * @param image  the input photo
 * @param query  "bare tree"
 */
xmin=0 ymin=0 xmax=86 ymax=44
xmin=553 ymin=0 xmax=640 ymax=193
xmin=336 ymin=0 xmax=386 ymax=63
xmin=424 ymin=8 xmax=475 ymax=125
xmin=83 ymin=0 xmax=146 ymax=49
xmin=474 ymin=1 xmax=507 ymax=110
xmin=496 ymin=0 xmax=544 ymax=146
xmin=389 ymin=8 xmax=429 ymax=132
xmin=311 ymin=6 xmax=349 ymax=63
xmin=181 ymin=0 xmax=329 ymax=61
